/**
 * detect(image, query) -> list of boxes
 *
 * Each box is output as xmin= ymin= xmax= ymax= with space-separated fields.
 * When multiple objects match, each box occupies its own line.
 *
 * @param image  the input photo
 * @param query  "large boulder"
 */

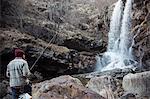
xmin=0 ymin=80 xmax=9 ymax=98
xmin=2 ymin=94 xmax=11 ymax=99
xmin=0 ymin=82 xmax=7 ymax=98
xmin=86 ymin=76 xmax=122 ymax=99
xmin=123 ymin=71 xmax=150 ymax=97
xmin=32 ymin=75 xmax=105 ymax=99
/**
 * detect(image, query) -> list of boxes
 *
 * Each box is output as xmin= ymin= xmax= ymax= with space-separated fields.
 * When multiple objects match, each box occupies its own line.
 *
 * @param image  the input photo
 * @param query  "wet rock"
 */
xmin=32 ymin=75 xmax=105 ymax=99
xmin=123 ymin=71 xmax=150 ymax=97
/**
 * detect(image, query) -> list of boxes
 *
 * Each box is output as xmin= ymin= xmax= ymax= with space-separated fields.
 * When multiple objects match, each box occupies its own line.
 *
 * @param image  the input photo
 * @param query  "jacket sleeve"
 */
xmin=23 ymin=61 xmax=30 ymax=77
xmin=6 ymin=64 xmax=10 ymax=78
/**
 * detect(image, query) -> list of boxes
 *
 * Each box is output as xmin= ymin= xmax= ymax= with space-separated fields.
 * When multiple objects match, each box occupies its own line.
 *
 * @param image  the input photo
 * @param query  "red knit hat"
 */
xmin=15 ymin=48 xmax=25 ymax=58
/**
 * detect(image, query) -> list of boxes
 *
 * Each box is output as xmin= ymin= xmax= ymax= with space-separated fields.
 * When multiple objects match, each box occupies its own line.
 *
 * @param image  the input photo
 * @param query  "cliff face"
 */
xmin=1 ymin=0 xmax=106 ymax=51
xmin=0 ymin=0 xmax=107 ymax=79
xmin=131 ymin=0 xmax=150 ymax=69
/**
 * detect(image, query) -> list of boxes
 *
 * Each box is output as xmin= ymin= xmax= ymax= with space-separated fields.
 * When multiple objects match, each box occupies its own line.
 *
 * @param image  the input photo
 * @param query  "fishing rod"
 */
xmin=30 ymin=2 xmax=62 ymax=71
xmin=30 ymin=33 xmax=58 ymax=71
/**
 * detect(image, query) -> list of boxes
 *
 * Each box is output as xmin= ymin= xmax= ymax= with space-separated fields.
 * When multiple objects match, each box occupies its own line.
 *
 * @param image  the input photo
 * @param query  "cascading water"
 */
xmin=119 ymin=0 xmax=132 ymax=57
xmin=96 ymin=0 xmax=138 ymax=72
xmin=107 ymin=0 xmax=123 ymax=51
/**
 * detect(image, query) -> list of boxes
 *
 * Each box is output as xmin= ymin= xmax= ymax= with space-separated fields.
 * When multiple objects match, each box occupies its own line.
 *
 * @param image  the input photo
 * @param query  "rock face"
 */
xmin=1 ymin=0 xmax=106 ymax=52
xmin=0 ymin=0 xmax=109 ymax=79
xmin=0 ymin=28 xmax=96 ymax=79
xmin=123 ymin=71 xmax=150 ymax=97
xmin=131 ymin=0 xmax=150 ymax=69
xmin=32 ymin=75 xmax=105 ymax=99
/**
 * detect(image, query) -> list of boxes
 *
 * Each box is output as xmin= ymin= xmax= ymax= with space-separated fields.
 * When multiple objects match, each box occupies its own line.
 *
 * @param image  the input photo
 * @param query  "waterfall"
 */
xmin=119 ymin=0 xmax=133 ymax=57
xmin=96 ymin=0 xmax=138 ymax=72
xmin=107 ymin=0 xmax=123 ymax=51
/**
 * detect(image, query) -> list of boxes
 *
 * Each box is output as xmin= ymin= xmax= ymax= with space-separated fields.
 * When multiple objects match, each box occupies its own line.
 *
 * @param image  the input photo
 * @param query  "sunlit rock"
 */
xmin=32 ymin=75 xmax=105 ymax=99
xmin=123 ymin=71 xmax=150 ymax=97
xmin=86 ymin=76 xmax=118 ymax=99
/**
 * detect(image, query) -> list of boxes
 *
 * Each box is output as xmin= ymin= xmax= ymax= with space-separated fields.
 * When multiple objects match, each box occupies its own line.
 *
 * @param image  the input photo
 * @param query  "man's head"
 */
xmin=15 ymin=48 xmax=25 ymax=59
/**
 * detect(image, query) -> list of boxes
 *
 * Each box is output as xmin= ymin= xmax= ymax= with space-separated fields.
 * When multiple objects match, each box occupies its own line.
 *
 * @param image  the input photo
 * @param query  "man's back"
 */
xmin=7 ymin=58 xmax=30 ymax=87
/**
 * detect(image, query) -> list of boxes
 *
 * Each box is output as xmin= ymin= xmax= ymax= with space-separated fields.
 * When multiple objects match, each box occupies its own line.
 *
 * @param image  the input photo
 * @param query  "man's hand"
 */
xmin=27 ymin=73 xmax=36 ymax=80
xmin=34 ymin=71 xmax=43 ymax=80
xmin=27 ymin=71 xmax=43 ymax=81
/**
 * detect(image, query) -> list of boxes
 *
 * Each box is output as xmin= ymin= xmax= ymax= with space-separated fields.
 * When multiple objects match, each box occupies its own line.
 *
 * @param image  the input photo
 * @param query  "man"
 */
xmin=6 ymin=48 xmax=31 ymax=99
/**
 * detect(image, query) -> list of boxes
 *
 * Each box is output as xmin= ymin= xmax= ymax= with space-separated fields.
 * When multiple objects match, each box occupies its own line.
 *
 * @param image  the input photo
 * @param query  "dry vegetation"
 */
xmin=95 ymin=0 xmax=117 ymax=13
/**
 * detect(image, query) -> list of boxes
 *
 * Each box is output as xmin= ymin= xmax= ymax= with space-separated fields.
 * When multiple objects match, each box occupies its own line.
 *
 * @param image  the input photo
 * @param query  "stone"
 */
xmin=123 ymin=71 xmax=150 ymax=97
xmin=32 ymin=75 xmax=105 ymax=99
xmin=86 ymin=76 xmax=117 ymax=99
xmin=120 ymin=93 xmax=136 ymax=99
xmin=2 ymin=94 xmax=11 ymax=99
xmin=0 ymin=80 xmax=9 ymax=98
